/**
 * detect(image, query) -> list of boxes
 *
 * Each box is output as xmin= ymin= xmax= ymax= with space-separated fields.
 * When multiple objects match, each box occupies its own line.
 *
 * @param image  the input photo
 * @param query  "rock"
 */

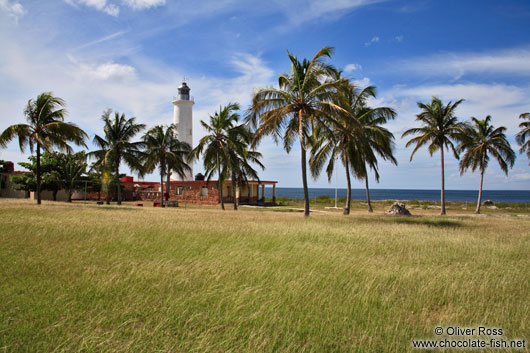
xmin=482 ymin=200 xmax=494 ymax=205
xmin=385 ymin=202 xmax=411 ymax=216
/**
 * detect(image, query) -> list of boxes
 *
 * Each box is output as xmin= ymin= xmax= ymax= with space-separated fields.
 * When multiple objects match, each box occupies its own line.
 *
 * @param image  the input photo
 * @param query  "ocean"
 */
xmin=265 ymin=187 xmax=530 ymax=203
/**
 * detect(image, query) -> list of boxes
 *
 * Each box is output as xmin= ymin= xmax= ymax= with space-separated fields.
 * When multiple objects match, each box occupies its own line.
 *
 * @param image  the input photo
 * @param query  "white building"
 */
xmin=171 ymin=82 xmax=194 ymax=181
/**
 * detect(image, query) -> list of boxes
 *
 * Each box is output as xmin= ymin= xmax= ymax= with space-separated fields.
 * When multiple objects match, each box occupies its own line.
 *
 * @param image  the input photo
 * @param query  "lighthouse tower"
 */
xmin=171 ymin=81 xmax=194 ymax=181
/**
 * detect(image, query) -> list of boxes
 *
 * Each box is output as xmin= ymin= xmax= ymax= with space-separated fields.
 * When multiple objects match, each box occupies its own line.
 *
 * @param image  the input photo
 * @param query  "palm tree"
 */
xmin=402 ymin=97 xmax=466 ymax=215
xmin=189 ymin=103 xmax=249 ymax=210
xmin=310 ymin=83 xmax=396 ymax=214
xmin=458 ymin=116 xmax=515 ymax=214
xmin=227 ymin=129 xmax=264 ymax=210
xmin=0 ymin=92 xmax=87 ymax=204
xmin=347 ymin=86 xmax=396 ymax=213
xmin=141 ymin=124 xmax=191 ymax=207
xmin=90 ymin=109 xmax=145 ymax=205
xmin=247 ymin=47 xmax=346 ymax=217
xmin=59 ymin=152 xmax=88 ymax=203
xmin=516 ymin=112 xmax=530 ymax=163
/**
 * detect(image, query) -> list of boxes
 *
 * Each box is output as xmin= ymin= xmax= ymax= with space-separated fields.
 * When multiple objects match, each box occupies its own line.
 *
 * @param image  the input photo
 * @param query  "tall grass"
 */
xmin=0 ymin=199 xmax=528 ymax=352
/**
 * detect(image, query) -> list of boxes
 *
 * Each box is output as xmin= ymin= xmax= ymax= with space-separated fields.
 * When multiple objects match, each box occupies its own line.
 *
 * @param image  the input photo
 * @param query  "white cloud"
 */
xmin=65 ymin=0 xmax=165 ymax=16
xmin=272 ymin=0 xmax=387 ymax=26
xmin=364 ymin=36 xmax=379 ymax=46
xmin=82 ymin=61 xmax=137 ymax=81
xmin=399 ymin=47 xmax=530 ymax=79
xmin=511 ymin=172 xmax=530 ymax=181
xmin=0 ymin=0 xmax=26 ymax=23
xmin=353 ymin=77 xmax=371 ymax=87
xmin=122 ymin=0 xmax=165 ymax=10
xmin=65 ymin=0 xmax=120 ymax=16
xmin=395 ymin=35 xmax=403 ymax=42
xmin=344 ymin=63 xmax=362 ymax=72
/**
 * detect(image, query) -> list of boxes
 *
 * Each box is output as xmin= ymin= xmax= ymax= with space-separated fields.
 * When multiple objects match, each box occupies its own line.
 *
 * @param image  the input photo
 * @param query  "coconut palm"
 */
xmin=350 ymin=94 xmax=397 ymax=213
xmin=402 ymin=97 xmax=466 ymax=215
xmin=0 ymin=92 xmax=87 ymax=204
xmin=247 ymin=47 xmax=346 ymax=217
xmin=90 ymin=109 xmax=145 ymax=205
xmin=516 ymin=112 xmax=530 ymax=163
xmin=58 ymin=152 xmax=88 ymax=203
xmin=227 ymin=129 xmax=264 ymax=210
xmin=141 ymin=124 xmax=191 ymax=207
xmin=189 ymin=102 xmax=249 ymax=210
xmin=458 ymin=116 xmax=515 ymax=214
xmin=310 ymin=83 xmax=396 ymax=214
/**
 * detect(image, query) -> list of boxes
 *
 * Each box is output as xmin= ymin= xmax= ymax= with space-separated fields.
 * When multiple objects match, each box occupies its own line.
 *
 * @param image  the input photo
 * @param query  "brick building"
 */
xmin=80 ymin=176 xmax=278 ymax=206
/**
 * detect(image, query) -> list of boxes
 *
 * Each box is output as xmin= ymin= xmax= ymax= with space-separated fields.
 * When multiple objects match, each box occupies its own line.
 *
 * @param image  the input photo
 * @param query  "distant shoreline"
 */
xmin=266 ymin=187 xmax=530 ymax=203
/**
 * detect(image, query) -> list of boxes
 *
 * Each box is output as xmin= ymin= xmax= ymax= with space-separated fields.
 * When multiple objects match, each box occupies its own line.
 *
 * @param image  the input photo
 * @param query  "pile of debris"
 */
xmin=385 ymin=202 xmax=411 ymax=216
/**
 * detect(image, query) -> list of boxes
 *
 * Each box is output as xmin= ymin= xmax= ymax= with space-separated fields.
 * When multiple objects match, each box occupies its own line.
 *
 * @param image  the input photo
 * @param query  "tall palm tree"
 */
xmin=516 ymin=112 xmax=530 ymax=163
xmin=348 ymin=87 xmax=396 ymax=213
xmin=189 ymin=103 xmax=248 ymax=210
xmin=247 ymin=47 xmax=346 ymax=217
xmin=310 ymin=83 xmax=396 ymax=214
xmin=227 ymin=129 xmax=264 ymax=210
xmin=90 ymin=109 xmax=145 ymax=205
xmin=0 ymin=92 xmax=87 ymax=204
xmin=141 ymin=124 xmax=191 ymax=207
xmin=402 ymin=97 xmax=466 ymax=215
xmin=458 ymin=116 xmax=515 ymax=214
xmin=59 ymin=152 xmax=88 ymax=203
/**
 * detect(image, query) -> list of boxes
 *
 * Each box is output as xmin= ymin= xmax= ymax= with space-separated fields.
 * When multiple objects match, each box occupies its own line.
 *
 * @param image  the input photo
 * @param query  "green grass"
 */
xmin=1 ymin=199 xmax=529 ymax=352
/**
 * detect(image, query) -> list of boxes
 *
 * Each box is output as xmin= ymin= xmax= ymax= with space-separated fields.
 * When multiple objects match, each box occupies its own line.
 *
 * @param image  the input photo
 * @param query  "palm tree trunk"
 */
xmin=116 ymin=159 xmax=122 ymax=205
xmin=475 ymin=153 xmax=486 ymax=214
xmin=53 ymin=189 xmax=58 ymax=201
xmin=166 ymin=166 xmax=171 ymax=204
xmin=365 ymin=173 xmax=373 ymax=213
xmin=217 ymin=153 xmax=225 ymax=210
xmin=232 ymin=175 xmax=237 ymax=210
xmin=299 ymin=110 xmax=309 ymax=217
xmin=36 ymin=144 xmax=41 ymax=205
xmin=344 ymin=157 xmax=351 ymax=215
xmin=67 ymin=188 xmax=72 ymax=203
xmin=440 ymin=144 xmax=446 ymax=215
xmin=160 ymin=170 xmax=164 ymax=207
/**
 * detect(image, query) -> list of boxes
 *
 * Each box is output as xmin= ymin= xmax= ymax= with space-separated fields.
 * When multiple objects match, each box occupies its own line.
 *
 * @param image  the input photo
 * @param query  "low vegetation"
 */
xmin=1 ymin=199 xmax=528 ymax=352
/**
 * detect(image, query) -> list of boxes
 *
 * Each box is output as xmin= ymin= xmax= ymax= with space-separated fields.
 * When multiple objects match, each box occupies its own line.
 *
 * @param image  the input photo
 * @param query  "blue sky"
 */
xmin=1 ymin=0 xmax=530 ymax=190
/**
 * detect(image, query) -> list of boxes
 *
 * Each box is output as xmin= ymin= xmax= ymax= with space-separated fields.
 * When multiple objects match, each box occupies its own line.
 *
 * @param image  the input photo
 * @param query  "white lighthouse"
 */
xmin=171 ymin=81 xmax=194 ymax=181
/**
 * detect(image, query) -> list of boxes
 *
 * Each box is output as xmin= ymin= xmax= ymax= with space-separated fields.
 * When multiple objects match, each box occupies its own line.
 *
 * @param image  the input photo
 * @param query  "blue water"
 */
xmin=265 ymin=188 xmax=530 ymax=203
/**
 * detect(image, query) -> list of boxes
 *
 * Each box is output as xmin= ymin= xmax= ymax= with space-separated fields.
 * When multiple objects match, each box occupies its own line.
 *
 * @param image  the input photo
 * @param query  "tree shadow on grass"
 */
xmin=355 ymin=216 xmax=463 ymax=228
xmin=393 ymin=217 xmax=463 ymax=228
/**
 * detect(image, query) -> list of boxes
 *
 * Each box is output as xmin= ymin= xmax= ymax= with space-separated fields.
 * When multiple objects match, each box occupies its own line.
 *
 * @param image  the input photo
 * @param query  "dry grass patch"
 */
xmin=0 ymin=199 xmax=529 ymax=352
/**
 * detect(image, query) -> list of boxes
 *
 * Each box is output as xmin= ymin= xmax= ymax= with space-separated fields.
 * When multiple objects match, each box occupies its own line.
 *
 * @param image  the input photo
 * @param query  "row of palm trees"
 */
xmin=1 ymin=47 xmax=529 ymax=215
xmin=246 ymin=47 xmax=528 ymax=216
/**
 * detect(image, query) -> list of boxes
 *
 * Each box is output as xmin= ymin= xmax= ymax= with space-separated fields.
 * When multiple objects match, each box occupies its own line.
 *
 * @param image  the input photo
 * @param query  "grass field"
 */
xmin=1 ymin=199 xmax=529 ymax=352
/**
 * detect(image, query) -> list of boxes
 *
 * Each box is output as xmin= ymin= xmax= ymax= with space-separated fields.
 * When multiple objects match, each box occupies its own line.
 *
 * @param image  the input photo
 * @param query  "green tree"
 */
xmin=516 ymin=112 xmax=530 ymax=163
xmin=90 ymin=109 xmax=145 ymax=205
xmin=141 ymin=124 xmax=191 ymax=207
xmin=12 ymin=152 xmax=63 ymax=201
xmin=189 ymin=103 xmax=249 ymax=210
xmin=57 ymin=152 xmax=87 ymax=202
xmin=402 ymin=97 xmax=466 ymax=215
xmin=351 ymin=94 xmax=397 ymax=213
xmin=227 ymin=127 xmax=264 ymax=210
xmin=0 ymin=92 xmax=87 ymax=204
xmin=458 ymin=116 xmax=515 ymax=214
xmin=247 ymin=47 xmax=345 ymax=217
xmin=310 ymin=83 xmax=396 ymax=214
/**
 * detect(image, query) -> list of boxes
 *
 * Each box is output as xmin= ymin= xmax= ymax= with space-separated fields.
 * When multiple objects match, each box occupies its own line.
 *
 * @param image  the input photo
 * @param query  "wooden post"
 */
xmin=273 ymin=184 xmax=276 ymax=204
xmin=262 ymin=184 xmax=265 ymax=201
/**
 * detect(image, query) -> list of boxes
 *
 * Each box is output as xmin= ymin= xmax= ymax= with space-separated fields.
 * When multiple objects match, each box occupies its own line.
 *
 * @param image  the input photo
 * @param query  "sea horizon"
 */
xmin=266 ymin=187 xmax=530 ymax=203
